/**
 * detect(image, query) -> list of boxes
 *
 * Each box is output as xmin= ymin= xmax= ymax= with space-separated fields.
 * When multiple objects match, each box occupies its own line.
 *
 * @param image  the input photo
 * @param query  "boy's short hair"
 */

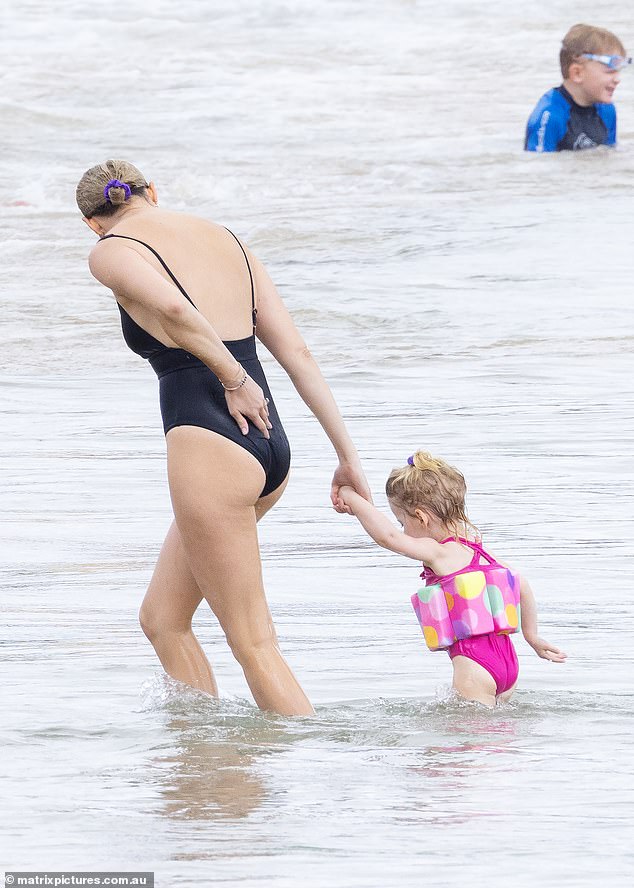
xmin=560 ymin=23 xmax=626 ymax=77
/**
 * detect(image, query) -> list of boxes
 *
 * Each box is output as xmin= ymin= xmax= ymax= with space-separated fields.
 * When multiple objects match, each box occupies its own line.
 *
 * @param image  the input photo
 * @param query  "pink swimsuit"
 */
xmin=448 ymin=633 xmax=518 ymax=695
xmin=411 ymin=539 xmax=520 ymax=695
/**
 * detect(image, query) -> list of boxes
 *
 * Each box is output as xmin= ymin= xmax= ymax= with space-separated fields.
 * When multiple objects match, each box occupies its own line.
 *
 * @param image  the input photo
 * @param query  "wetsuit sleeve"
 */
xmin=524 ymin=91 xmax=568 ymax=152
xmin=597 ymin=103 xmax=617 ymax=145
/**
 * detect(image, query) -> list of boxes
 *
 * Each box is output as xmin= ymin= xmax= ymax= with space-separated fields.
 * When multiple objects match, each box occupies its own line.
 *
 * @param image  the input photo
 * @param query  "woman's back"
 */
xmin=77 ymin=158 xmax=369 ymax=715
xmin=105 ymin=210 xmax=254 ymax=344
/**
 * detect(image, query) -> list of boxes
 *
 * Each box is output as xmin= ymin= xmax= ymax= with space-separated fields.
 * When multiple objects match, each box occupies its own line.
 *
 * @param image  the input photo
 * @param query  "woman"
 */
xmin=76 ymin=159 xmax=370 ymax=717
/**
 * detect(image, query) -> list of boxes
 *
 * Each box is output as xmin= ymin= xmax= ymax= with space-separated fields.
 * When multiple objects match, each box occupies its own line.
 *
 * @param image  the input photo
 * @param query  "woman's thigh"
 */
xmin=255 ymin=472 xmax=289 ymax=521
xmin=165 ymin=426 xmax=277 ymax=643
xmin=143 ymin=429 xmax=288 ymax=633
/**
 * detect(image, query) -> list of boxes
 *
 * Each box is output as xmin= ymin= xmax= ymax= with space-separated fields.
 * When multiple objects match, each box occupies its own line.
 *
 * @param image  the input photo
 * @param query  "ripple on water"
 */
xmin=137 ymin=673 xmax=633 ymax=751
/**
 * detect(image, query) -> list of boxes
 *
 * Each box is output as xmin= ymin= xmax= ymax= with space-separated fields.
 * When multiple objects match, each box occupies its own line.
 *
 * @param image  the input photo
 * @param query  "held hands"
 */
xmin=333 ymin=483 xmax=355 ymax=515
xmin=224 ymin=375 xmax=272 ymax=438
xmin=331 ymin=472 xmax=371 ymax=513
xmin=526 ymin=636 xmax=567 ymax=663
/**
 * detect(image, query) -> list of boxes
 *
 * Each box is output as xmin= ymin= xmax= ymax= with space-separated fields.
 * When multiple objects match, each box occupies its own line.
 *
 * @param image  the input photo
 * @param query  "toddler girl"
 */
xmin=337 ymin=450 xmax=566 ymax=707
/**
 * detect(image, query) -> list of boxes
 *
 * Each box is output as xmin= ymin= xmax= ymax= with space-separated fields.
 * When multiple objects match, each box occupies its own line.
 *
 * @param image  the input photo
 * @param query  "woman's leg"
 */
xmin=451 ymin=655 xmax=497 ymax=708
xmin=139 ymin=520 xmax=217 ymax=693
xmin=139 ymin=450 xmax=289 ymax=694
xmin=167 ymin=426 xmax=313 ymax=716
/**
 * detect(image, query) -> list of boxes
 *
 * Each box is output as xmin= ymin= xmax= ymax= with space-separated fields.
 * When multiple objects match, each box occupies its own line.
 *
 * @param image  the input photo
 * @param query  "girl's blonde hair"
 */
xmin=76 ymin=159 xmax=149 ymax=218
xmin=385 ymin=450 xmax=479 ymax=541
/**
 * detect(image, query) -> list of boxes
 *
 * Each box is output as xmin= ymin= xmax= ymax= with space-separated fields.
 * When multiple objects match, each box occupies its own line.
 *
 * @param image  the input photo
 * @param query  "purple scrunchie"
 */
xmin=104 ymin=179 xmax=132 ymax=202
xmin=407 ymin=455 xmax=414 ymax=466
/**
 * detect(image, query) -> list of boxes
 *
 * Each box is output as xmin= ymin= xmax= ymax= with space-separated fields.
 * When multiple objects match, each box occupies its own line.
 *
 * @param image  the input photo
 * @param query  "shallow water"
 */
xmin=2 ymin=0 xmax=634 ymax=885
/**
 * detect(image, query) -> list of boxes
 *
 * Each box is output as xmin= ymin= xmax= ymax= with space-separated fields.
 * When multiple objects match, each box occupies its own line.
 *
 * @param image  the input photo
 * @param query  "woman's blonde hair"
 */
xmin=560 ymin=24 xmax=626 ymax=77
xmin=76 ymin=159 xmax=149 ymax=218
xmin=385 ymin=450 xmax=479 ymax=541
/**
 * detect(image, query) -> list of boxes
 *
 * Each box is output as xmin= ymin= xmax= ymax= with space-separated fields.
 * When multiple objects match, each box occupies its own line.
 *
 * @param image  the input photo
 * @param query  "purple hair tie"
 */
xmin=407 ymin=455 xmax=414 ymax=466
xmin=104 ymin=179 xmax=132 ymax=202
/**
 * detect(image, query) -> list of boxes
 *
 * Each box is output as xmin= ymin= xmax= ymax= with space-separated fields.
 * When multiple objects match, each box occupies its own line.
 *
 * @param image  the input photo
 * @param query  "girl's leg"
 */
xmin=451 ymin=655 xmax=497 ymax=708
xmin=167 ymin=426 xmax=313 ymax=717
xmin=139 ymin=450 xmax=289 ymax=694
xmin=496 ymin=682 xmax=517 ymax=704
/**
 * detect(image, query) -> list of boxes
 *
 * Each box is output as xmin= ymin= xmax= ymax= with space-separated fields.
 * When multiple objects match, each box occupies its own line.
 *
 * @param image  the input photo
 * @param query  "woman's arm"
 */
xmin=339 ymin=486 xmax=448 ymax=568
xmin=518 ymin=576 xmax=567 ymax=662
xmin=249 ymin=251 xmax=371 ymax=502
xmin=89 ymin=240 xmax=271 ymax=437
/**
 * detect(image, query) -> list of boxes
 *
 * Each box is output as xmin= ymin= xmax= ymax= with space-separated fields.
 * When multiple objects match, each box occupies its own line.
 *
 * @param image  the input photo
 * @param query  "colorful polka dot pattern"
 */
xmin=411 ymin=558 xmax=521 ymax=652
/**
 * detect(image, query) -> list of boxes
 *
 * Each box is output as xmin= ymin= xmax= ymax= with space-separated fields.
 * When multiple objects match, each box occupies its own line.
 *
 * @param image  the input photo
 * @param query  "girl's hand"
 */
xmin=225 ymin=376 xmax=273 ymax=438
xmin=336 ymin=484 xmax=357 ymax=515
xmin=527 ymin=636 xmax=567 ymax=663
xmin=331 ymin=463 xmax=372 ymax=512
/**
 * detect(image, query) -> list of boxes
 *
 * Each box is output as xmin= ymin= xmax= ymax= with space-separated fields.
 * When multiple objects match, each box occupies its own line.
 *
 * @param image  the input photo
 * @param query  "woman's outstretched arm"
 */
xmin=249 ymin=250 xmax=371 ymax=504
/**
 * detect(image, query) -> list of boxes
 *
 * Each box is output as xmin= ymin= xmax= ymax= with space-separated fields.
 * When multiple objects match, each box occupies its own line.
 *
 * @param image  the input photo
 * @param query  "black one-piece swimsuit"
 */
xmin=101 ymin=230 xmax=291 ymax=497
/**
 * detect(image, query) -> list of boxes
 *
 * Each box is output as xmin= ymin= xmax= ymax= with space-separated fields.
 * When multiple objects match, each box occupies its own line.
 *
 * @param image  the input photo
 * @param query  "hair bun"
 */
xmin=386 ymin=449 xmax=475 ymax=539
xmin=409 ymin=450 xmax=441 ymax=471
xmin=103 ymin=178 xmax=132 ymax=205
xmin=76 ymin=161 xmax=148 ymax=218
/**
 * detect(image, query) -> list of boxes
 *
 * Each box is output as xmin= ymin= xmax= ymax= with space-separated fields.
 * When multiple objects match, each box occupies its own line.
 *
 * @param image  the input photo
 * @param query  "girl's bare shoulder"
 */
xmin=431 ymin=539 xmax=475 ymax=575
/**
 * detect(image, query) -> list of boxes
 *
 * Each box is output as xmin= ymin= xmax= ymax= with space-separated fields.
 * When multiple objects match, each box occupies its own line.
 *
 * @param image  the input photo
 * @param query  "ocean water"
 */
xmin=2 ymin=1 xmax=633 ymax=885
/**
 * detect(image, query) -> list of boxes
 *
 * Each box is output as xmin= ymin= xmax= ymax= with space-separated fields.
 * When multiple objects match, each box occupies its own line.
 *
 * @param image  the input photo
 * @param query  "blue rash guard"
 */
xmin=525 ymin=85 xmax=617 ymax=152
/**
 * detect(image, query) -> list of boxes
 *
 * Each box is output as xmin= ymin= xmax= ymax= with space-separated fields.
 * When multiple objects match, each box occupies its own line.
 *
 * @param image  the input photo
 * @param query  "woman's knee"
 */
xmin=226 ymin=626 xmax=278 ymax=670
xmin=139 ymin=602 xmax=160 ymax=642
xmin=139 ymin=601 xmax=190 ymax=643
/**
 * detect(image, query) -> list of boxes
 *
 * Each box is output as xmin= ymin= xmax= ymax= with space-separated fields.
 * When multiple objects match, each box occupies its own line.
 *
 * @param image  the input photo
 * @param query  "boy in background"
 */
xmin=525 ymin=23 xmax=629 ymax=152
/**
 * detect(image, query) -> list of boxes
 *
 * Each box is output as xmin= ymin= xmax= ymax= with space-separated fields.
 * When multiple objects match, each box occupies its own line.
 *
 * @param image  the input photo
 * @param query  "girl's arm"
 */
xmin=250 ymin=252 xmax=371 ymax=502
xmin=89 ymin=240 xmax=271 ymax=437
xmin=338 ymin=486 xmax=449 ymax=569
xmin=519 ymin=576 xmax=567 ymax=662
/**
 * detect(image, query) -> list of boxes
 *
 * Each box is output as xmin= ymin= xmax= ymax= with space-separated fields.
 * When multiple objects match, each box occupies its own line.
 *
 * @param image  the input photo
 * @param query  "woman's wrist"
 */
xmin=335 ymin=448 xmax=361 ymax=466
xmin=220 ymin=364 xmax=248 ymax=391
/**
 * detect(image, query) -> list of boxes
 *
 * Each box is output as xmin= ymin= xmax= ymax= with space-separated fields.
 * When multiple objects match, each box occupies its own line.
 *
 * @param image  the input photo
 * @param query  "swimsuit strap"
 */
xmin=101 ymin=229 xmax=257 ymax=331
xmin=439 ymin=537 xmax=497 ymax=567
xmin=100 ymin=234 xmax=198 ymax=309
xmin=465 ymin=541 xmax=497 ymax=567
xmin=224 ymin=227 xmax=257 ymax=332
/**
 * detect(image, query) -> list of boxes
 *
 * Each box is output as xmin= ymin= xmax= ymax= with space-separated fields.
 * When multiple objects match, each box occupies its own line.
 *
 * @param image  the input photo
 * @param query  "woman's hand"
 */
xmin=225 ymin=376 xmax=273 ymax=438
xmin=331 ymin=462 xmax=372 ymax=512
xmin=526 ymin=636 xmax=567 ymax=663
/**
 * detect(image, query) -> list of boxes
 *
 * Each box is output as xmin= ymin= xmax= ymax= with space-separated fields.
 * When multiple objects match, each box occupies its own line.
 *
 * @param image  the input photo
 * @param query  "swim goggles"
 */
xmin=582 ymin=53 xmax=632 ymax=71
